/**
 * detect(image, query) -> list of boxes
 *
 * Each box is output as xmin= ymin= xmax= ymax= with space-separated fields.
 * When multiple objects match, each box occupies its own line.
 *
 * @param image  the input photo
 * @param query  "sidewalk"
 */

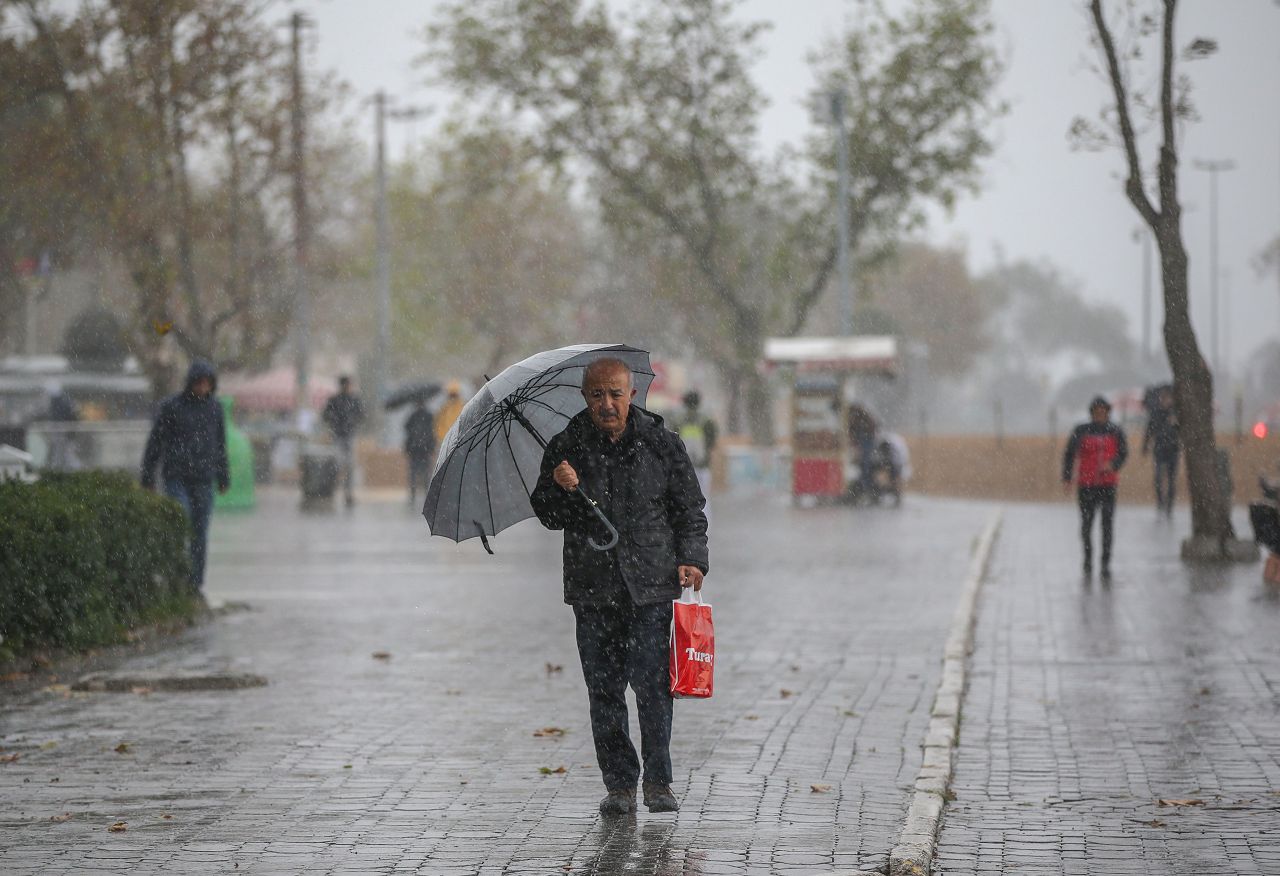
xmin=935 ymin=503 xmax=1280 ymax=875
xmin=0 ymin=489 xmax=990 ymax=875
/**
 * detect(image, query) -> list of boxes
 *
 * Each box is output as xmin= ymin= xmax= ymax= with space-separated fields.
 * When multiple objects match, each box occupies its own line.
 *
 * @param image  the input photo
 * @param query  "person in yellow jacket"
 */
xmin=434 ymin=380 xmax=465 ymax=446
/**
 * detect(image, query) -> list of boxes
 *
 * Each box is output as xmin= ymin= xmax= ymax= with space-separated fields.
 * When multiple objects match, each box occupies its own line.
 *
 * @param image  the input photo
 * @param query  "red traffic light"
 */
xmin=1254 ymin=421 xmax=1269 ymax=440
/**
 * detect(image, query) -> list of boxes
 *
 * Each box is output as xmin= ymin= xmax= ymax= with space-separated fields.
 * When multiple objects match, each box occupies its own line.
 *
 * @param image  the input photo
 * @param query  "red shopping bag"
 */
xmin=670 ymin=588 xmax=714 ymax=698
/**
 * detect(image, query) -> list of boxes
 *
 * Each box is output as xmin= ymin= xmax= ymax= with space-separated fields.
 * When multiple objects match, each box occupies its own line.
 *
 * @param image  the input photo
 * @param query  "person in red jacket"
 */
xmin=1062 ymin=396 xmax=1129 ymax=579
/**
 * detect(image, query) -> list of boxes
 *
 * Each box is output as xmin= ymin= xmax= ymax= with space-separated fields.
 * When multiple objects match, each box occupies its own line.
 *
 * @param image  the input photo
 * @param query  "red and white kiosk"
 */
xmin=763 ymin=336 xmax=901 ymax=502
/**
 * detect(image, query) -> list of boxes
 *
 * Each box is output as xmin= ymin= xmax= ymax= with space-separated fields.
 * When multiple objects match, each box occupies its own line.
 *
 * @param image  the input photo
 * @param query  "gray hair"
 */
xmin=581 ymin=357 xmax=633 ymax=390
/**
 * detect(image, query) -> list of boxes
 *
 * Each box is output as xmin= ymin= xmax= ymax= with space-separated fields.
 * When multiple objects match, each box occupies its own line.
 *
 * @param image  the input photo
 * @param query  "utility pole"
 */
xmin=1222 ymin=267 xmax=1232 ymax=379
xmin=1193 ymin=158 xmax=1235 ymax=379
xmin=374 ymin=91 xmax=390 ymax=437
xmin=290 ymin=11 xmax=312 ymax=418
xmin=830 ymin=91 xmax=853 ymax=337
xmin=372 ymin=92 xmax=428 ymax=441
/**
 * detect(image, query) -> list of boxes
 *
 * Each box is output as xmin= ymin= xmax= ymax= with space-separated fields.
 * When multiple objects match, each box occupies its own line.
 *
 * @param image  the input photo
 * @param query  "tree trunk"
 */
xmin=742 ymin=367 xmax=774 ymax=446
xmin=1157 ymin=220 xmax=1234 ymax=543
xmin=723 ymin=367 xmax=742 ymax=435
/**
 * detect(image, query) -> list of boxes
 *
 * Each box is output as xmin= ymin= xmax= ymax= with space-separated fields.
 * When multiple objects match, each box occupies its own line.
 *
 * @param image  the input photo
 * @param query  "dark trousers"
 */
xmin=1153 ymin=451 xmax=1178 ymax=514
xmin=407 ymin=453 xmax=431 ymax=507
xmin=573 ymin=599 xmax=673 ymax=791
xmin=165 ymin=478 xmax=214 ymax=588
xmin=1078 ymin=486 xmax=1117 ymax=569
xmin=856 ymin=434 xmax=877 ymax=490
xmin=335 ymin=436 xmax=356 ymax=503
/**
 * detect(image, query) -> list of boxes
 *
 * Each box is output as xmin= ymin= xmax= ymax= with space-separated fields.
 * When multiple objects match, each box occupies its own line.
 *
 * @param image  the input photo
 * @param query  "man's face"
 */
xmin=192 ymin=377 xmax=213 ymax=399
xmin=1090 ymin=405 xmax=1109 ymax=424
xmin=582 ymin=366 xmax=636 ymax=439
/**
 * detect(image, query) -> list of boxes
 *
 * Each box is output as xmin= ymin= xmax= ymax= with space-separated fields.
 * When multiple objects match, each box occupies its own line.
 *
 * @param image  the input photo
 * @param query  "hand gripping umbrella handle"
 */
xmin=499 ymin=396 xmax=620 ymax=552
xmin=576 ymin=489 xmax=619 ymax=551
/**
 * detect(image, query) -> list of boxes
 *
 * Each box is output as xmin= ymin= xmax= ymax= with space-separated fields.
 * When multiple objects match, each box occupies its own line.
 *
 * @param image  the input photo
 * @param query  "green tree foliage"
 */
xmin=426 ymin=0 xmax=1003 ymax=440
xmin=981 ymin=259 xmax=1135 ymax=374
xmin=2 ymin=0 xmax=351 ymax=392
xmin=859 ymin=243 xmax=990 ymax=376
xmin=385 ymin=124 xmax=588 ymax=377
xmin=796 ymin=0 xmax=1006 ymax=325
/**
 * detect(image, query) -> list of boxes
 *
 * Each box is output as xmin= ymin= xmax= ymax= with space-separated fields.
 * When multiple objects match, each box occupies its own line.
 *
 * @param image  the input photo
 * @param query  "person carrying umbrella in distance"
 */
xmin=403 ymin=397 xmax=436 ymax=509
xmin=530 ymin=357 xmax=708 ymax=816
xmin=1062 ymin=395 xmax=1129 ymax=579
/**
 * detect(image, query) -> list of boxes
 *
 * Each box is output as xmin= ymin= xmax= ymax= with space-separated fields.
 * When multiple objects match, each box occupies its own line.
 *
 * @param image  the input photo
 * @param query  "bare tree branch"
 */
xmin=1088 ymin=0 xmax=1159 ymax=227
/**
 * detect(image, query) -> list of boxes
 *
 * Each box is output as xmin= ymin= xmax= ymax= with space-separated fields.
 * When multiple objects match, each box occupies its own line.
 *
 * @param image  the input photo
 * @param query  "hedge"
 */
xmin=0 ymin=471 xmax=198 ymax=657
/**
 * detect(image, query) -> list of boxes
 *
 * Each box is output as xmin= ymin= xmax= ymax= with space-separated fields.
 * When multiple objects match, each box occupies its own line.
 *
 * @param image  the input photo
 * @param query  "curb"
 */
xmin=888 ymin=511 xmax=1002 ymax=876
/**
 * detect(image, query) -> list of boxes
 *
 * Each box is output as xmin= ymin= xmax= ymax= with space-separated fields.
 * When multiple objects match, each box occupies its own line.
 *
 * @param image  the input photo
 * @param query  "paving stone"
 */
xmin=935 ymin=503 xmax=1280 ymax=876
xmin=0 ymin=489 xmax=988 ymax=875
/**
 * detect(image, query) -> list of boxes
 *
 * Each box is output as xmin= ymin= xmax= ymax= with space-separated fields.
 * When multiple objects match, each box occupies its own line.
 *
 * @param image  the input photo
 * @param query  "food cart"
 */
xmin=762 ymin=336 xmax=901 ymax=503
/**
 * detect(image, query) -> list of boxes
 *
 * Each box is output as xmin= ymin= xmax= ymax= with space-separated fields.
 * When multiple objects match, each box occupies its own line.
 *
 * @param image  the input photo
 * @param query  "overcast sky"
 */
xmin=300 ymin=0 xmax=1280 ymax=376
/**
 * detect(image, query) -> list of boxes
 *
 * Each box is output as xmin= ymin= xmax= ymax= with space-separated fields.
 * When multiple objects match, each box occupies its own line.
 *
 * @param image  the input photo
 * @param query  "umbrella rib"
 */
xmin=481 ymin=423 xmax=496 ymax=536
xmin=454 ymin=431 xmax=470 ymax=536
xmin=514 ymin=395 xmax=575 ymax=424
xmin=504 ymin=415 xmax=534 ymax=498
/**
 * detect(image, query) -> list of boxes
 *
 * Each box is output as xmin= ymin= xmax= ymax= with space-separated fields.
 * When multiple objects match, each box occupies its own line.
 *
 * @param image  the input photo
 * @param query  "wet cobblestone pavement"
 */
xmin=935 ymin=504 xmax=1280 ymax=876
xmin=1 ymin=490 xmax=987 ymax=875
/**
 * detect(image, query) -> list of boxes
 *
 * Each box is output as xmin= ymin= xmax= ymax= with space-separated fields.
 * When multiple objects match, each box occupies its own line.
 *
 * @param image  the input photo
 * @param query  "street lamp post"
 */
xmin=1193 ymin=158 xmax=1235 ymax=378
xmin=372 ymin=92 xmax=428 ymax=441
xmin=830 ymin=90 xmax=853 ymax=337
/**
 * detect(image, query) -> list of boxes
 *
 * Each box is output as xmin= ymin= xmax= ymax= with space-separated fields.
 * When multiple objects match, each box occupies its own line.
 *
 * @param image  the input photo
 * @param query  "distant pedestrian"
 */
xmin=847 ymin=404 xmax=879 ymax=495
xmin=44 ymin=384 xmax=82 ymax=471
xmin=140 ymin=360 xmax=229 ymax=591
xmin=530 ymin=358 xmax=708 ymax=817
xmin=675 ymin=390 xmax=718 ymax=507
xmin=1142 ymin=385 xmax=1179 ymax=517
xmin=322 ymin=375 xmax=365 ymax=508
xmin=1062 ymin=396 xmax=1128 ymax=579
xmin=434 ymin=380 xmax=464 ymax=447
xmin=403 ymin=397 xmax=436 ymax=509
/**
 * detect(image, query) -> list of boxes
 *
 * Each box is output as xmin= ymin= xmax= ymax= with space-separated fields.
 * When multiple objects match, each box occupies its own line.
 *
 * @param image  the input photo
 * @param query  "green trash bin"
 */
xmin=215 ymin=395 xmax=256 ymax=511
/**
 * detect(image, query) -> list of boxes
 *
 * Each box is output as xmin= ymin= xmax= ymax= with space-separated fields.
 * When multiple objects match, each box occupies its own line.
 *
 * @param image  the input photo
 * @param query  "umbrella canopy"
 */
xmin=384 ymin=381 xmax=441 ymax=410
xmin=423 ymin=343 xmax=654 ymax=549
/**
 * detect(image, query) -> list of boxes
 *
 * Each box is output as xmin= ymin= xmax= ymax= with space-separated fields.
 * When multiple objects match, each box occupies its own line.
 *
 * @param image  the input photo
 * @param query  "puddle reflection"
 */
xmin=572 ymin=817 xmax=703 ymax=876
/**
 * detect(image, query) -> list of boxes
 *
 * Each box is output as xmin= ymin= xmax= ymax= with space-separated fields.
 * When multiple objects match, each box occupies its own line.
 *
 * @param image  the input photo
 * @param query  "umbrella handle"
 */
xmin=576 ymin=489 xmax=619 ymax=551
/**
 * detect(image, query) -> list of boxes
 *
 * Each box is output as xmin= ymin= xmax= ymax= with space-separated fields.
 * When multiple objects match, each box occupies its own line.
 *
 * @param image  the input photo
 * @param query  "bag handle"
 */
xmin=678 ymin=587 xmax=704 ymax=605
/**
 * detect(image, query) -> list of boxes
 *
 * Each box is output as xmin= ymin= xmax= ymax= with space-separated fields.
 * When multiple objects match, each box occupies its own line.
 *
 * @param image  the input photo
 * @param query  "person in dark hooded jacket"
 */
xmin=141 ymin=360 xmax=229 ymax=589
xmin=530 ymin=357 xmax=708 ymax=818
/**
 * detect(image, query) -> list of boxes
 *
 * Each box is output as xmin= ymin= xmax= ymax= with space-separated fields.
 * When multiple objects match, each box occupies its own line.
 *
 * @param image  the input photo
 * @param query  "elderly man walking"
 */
xmin=530 ymin=357 xmax=709 ymax=816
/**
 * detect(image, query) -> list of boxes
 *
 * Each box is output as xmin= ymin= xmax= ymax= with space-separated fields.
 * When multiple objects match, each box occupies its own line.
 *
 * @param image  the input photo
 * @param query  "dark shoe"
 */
xmin=598 ymin=788 xmax=636 ymax=816
xmin=642 ymin=782 xmax=679 ymax=813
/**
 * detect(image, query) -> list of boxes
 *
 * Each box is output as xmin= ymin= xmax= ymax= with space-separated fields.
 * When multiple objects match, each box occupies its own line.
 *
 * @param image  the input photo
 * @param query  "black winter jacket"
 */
xmin=530 ymin=406 xmax=709 ymax=607
xmin=140 ymin=360 xmax=229 ymax=489
xmin=323 ymin=392 xmax=365 ymax=440
xmin=404 ymin=407 xmax=436 ymax=458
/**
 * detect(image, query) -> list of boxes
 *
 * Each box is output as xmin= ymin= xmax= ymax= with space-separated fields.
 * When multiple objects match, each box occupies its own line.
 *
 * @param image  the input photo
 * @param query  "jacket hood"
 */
xmin=184 ymin=359 xmax=218 ymax=395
